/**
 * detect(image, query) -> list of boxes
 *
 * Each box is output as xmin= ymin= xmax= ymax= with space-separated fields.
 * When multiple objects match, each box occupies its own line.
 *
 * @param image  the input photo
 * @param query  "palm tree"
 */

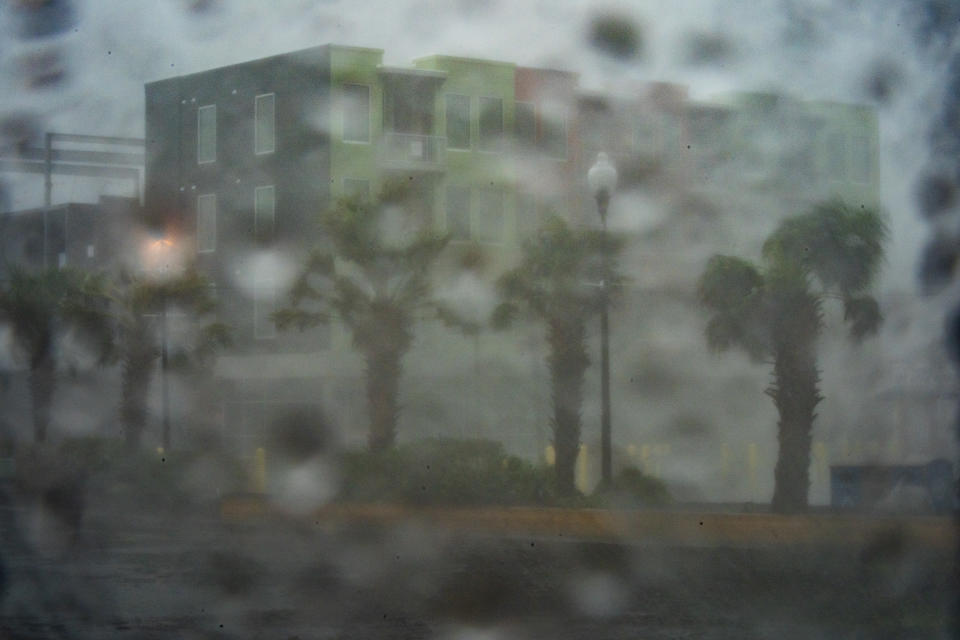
xmin=492 ymin=216 xmax=623 ymax=496
xmin=0 ymin=266 xmax=113 ymax=443
xmin=274 ymin=190 xmax=460 ymax=451
xmin=698 ymin=199 xmax=887 ymax=512
xmin=112 ymin=267 xmax=230 ymax=450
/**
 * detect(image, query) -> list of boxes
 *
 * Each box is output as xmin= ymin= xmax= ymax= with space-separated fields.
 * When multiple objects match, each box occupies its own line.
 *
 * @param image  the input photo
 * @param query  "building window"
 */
xmin=342 ymin=84 xmax=370 ymax=143
xmin=255 ymin=93 xmax=276 ymax=154
xmin=446 ymin=94 xmax=470 ymax=150
xmin=478 ymin=97 xmax=503 ymax=151
xmin=255 ymin=185 xmax=275 ymax=242
xmin=826 ymin=132 xmax=847 ymax=181
xmin=474 ymin=188 xmax=503 ymax=243
xmin=446 ymin=186 xmax=471 ymax=241
xmin=197 ymin=104 xmax=216 ymax=164
xmin=540 ymin=115 xmax=566 ymax=159
xmin=197 ymin=193 xmax=216 ymax=253
xmin=254 ymin=280 xmax=277 ymax=339
xmin=343 ymin=178 xmax=370 ymax=199
xmin=515 ymin=101 xmax=536 ymax=148
xmin=851 ymin=135 xmax=871 ymax=184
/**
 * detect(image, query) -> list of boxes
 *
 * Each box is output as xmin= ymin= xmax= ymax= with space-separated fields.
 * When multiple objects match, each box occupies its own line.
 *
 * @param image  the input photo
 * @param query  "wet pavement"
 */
xmin=1 ymin=495 xmax=955 ymax=639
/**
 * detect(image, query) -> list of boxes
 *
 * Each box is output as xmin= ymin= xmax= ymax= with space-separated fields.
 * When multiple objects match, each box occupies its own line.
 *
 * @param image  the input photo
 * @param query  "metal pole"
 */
xmin=44 ymin=133 xmax=52 ymax=208
xmin=160 ymin=297 xmax=171 ymax=451
xmin=598 ymin=194 xmax=612 ymax=488
xmin=44 ymin=132 xmax=52 ymax=268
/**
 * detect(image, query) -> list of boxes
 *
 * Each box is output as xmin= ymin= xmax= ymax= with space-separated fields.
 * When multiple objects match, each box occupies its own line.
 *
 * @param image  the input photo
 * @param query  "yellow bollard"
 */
xmin=575 ymin=444 xmax=589 ymax=493
xmin=253 ymin=447 xmax=267 ymax=494
xmin=545 ymin=444 xmax=556 ymax=466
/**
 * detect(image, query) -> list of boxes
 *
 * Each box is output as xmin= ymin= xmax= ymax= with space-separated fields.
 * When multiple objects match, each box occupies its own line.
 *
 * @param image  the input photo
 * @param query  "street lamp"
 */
xmin=588 ymin=152 xmax=617 ymax=489
xmin=145 ymin=235 xmax=175 ymax=451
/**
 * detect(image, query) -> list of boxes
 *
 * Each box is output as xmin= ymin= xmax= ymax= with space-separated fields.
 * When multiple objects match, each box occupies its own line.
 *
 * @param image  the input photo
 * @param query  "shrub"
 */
xmin=338 ymin=438 xmax=558 ymax=507
xmin=599 ymin=465 xmax=671 ymax=508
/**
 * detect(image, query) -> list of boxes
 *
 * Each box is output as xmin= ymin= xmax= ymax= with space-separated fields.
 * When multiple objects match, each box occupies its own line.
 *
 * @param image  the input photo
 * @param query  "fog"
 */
xmin=1 ymin=0 xmax=959 ymax=637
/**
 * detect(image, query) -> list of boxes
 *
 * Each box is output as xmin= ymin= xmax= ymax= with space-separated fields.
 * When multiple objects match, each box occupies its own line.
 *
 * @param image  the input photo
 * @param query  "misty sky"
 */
xmin=1 ymin=0 xmax=952 ymax=290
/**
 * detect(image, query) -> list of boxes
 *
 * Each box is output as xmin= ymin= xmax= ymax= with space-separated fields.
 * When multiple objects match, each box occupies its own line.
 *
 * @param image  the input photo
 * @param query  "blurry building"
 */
xmin=0 ymin=195 xmax=141 ymax=278
xmin=143 ymin=43 xmax=882 ymax=486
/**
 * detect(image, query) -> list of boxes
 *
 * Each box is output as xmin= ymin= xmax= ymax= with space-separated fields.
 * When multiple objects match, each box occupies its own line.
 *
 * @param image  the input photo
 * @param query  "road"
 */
xmin=1 ymin=493 xmax=956 ymax=639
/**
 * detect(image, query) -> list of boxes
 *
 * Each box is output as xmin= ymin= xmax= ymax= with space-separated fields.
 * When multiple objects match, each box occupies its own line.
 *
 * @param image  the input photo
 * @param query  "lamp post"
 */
xmin=146 ymin=236 xmax=175 ymax=451
xmin=588 ymin=152 xmax=617 ymax=489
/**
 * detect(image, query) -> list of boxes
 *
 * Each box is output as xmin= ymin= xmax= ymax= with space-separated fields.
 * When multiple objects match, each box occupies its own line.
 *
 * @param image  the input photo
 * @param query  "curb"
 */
xmin=220 ymin=496 xmax=956 ymax=548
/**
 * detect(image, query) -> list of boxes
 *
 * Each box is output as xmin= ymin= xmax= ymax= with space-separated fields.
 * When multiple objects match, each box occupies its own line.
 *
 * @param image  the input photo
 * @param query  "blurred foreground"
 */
xmin=1 ymin=476 xmax=955 ymax=639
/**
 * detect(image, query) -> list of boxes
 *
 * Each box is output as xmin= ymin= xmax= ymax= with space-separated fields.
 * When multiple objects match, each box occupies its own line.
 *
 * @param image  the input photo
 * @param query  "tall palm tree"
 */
xmin=274 ymin=190 xmax=459 ymax=451
xmin=112 ymin=267 xmax=230 ymax=450
xmin=698 ymin=199 xmax=887 ymax=512
xmin=0 ymin=266 xmax=113 ymax=443
xmin=492 ymin=217 xmax=623 ymax=496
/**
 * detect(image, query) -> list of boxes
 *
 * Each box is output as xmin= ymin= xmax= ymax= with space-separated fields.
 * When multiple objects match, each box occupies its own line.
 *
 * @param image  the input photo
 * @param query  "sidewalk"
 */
xmin=220 ymin=494 xmax=956 ymax=548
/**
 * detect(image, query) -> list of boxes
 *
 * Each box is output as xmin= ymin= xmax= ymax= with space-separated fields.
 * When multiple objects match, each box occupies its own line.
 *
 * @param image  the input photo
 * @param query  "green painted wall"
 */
xmin=414 ymin=55 xmax=522 ymax=250
xmin=329 ymin=46 xmax=384 ymax=200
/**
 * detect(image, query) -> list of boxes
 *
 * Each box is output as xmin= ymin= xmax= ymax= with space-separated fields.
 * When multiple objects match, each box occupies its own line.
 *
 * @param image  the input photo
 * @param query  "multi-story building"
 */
xmin=144 ymin=44 xmax=882 ymax=490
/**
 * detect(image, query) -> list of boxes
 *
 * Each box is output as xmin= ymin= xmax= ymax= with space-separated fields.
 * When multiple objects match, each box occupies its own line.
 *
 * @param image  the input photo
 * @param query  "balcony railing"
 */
xmin=378 ymin=133 xmax=446 ymax=171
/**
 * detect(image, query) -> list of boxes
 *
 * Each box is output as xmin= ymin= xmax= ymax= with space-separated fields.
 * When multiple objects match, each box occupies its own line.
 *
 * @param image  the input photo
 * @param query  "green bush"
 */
xmin=338 ymin=438 xmax=559 ymax=507
xmin=598 ymin=465 xmax=671 ymax=507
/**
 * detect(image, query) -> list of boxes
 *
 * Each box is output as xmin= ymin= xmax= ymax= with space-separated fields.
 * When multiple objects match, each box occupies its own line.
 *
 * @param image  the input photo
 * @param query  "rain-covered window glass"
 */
xmin=540 ymin=114 xmax=566 ymax=158
xmin=197 ymin=193 xmax=216 ymax=252
xmin=254 ymin=280 xmax=277 ymax=339
xmin=254 ymin=93 xmax=275 ymax=155
xmin=342 ymin=84 xmax=370 ymax=143
xmin=515 ymin=101 xmax=536 ymax=148
xmin=197 ymin=104 xmax=216 ymax=163
xmin=515 ymin=191 xmax=537 ymax=238
xmin=827 ymin=131 xmax=847 ymax=180
xmin=254 ymin=185 xmax=275 ymax=242
xmin=445 ymin=185 xmax=470 ymax=240
xmin=343 ymin=178 xmax=370 ymax=199
xmin=445 ymin=94 xmax=470 ymax=149
xmin=4 ymin=4 xmax=960 ymax=639
xmin=634 ymin=116 xmax=658 ymax=153
xmin=851 ymin=134 xmax=871 ymax=184
xmin=478 ymin=96 xmax=503 ymax=151
xmin=473 ymin=187 xmax=503 ymax=242
xmin=661 ymin=113 xmax=682 ymax=156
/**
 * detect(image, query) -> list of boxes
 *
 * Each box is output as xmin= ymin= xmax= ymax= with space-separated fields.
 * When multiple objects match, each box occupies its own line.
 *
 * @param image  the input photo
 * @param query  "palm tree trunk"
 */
xmin=29 ymin=355 xmax=55 ymax=443
xmin=365 ymin=348 xmax=402 ymax=451
xmin=548 ymin=318 xmax=589 ymax=497
xmin=769 ymin=344 xmax=822 ymax=513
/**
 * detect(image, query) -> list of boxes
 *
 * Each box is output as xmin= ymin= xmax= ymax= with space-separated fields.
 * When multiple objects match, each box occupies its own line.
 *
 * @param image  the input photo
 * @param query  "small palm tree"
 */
xmin=274 ymin=190 xmax=460 ymax=451
xmin=112 ymin=267 xmax=230 ymax=450
xmin=698 ymin=199 xmax=887 ymax=512
xmin=0 ymin=266 xmax=113 ymax=443
xmin=492 ymin=217 xmax=623 ymax=496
